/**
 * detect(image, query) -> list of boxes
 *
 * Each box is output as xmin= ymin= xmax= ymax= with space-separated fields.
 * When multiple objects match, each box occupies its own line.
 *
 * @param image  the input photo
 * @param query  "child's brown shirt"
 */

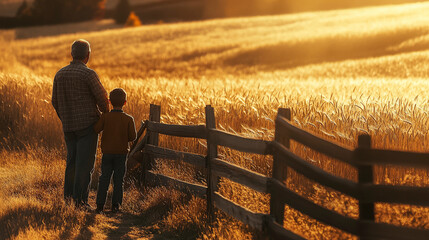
xmin=94 ymin=110 xmax=137 ymax=154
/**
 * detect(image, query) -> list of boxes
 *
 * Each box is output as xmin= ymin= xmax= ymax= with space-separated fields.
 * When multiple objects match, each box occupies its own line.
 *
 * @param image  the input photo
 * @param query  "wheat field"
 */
xmin=2 ymin=2 xmax=429 ymax=239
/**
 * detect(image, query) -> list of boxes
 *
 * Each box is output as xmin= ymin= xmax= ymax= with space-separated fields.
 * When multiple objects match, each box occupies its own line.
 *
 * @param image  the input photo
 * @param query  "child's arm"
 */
xmin=128 ymin=117 xmax=137 ymax=142
xmin=93 ymin=114 xmax=105 ymax=134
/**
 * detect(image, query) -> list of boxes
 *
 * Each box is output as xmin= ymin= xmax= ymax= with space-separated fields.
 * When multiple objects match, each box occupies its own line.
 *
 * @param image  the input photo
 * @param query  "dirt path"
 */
xmin=83 ymin=191 xmax=159 ymax=240
xmin=94 ymin=212 xmax=154 ymax=240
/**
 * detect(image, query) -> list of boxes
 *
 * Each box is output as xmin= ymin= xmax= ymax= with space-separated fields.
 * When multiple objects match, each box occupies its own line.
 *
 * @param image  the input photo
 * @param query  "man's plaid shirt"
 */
xmin=52 ymin=61 xmax=109 ymax=132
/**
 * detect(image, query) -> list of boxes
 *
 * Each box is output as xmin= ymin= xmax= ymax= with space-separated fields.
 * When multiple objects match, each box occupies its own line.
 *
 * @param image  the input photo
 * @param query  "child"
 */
xmin=94 ymin=88 xmax=136 ymax=213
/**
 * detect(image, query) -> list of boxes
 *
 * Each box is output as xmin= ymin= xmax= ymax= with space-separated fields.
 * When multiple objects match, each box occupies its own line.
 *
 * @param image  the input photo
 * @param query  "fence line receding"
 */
xmin=129 ymin=104 xmax=429 ymax=240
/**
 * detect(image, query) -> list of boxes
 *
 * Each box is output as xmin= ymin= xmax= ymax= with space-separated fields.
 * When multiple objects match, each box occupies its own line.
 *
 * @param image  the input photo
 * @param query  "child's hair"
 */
xmin=109 ymin=88 xmax=127 ymax=108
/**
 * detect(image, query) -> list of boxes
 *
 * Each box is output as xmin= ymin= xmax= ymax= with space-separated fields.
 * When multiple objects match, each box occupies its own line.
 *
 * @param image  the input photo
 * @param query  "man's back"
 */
xmin=52 ymin=61 xmax=109 ymax=132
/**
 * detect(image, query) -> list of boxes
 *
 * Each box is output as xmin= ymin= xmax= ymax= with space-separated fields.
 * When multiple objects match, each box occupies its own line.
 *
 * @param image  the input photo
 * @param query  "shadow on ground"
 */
xmin=0 ymin=204 xmax=95 ymax=240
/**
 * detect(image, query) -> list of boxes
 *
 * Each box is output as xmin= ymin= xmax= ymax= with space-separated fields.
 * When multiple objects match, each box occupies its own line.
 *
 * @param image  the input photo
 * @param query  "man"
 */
xmin=52 ymin=39 xmax=109 ymax=208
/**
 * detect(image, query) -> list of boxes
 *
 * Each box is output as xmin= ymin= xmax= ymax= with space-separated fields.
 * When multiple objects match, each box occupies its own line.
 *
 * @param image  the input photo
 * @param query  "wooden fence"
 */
xmin=130 ymin=104 xmax=429 ymax=239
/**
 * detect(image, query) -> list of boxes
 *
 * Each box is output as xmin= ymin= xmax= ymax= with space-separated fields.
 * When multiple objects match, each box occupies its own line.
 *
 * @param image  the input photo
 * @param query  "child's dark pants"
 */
xmin=96 ymin=154 xmax=127 ymax=209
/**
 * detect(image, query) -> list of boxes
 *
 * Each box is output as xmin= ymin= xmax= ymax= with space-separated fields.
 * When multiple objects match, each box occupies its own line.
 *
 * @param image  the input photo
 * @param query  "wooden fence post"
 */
xmin=270 ymin=108 xmax=291 ymax=225
xmin=357 ymin=134 xmax=374 ymax=239
xmin=144 ymin=104 xmax=161 ymax=185
xmin=205 ymin=105 xmax=218 ymax=220
xmin=277 ymin=108 xmax=291 ymax=180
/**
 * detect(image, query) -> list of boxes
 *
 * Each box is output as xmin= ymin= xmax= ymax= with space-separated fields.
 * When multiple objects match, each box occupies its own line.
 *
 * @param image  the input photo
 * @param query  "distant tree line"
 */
xmin=114 ymin=0 xmax=131 ymax=24
xmin=15 ymin=0 xmax=105 ymax=25
xmin=0 ymin=0 xmax=135 ymax=28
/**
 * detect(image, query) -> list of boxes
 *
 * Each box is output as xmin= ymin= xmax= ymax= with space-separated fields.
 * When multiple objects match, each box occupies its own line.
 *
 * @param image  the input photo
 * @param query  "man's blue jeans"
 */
xmin=64 ymin=124 xmax=98 ymax=205
xmin=96 ymin=154 xmax=127 ymax=208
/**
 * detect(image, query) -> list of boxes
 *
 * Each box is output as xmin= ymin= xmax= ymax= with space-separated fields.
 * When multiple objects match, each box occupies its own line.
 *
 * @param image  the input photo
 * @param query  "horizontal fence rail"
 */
xmin=276 ymin=115 xmax=356 ymax=166
xmin=131 ymin=105 xmax=429 ymax=240
xmin=360 ymin=184 xmax=429 ymax=206
xmin=266 ymin=217 xmax=306 ymax=240
xmin=147 ymin=121 xmax=207 ymax=139
xmin=269 ymin=178 xmax=359 ymax=235
xmin=361 ymin=220 xmax=429 ymax=240
xmin=146 ymin=170 xmax=207 ymax=198
xmin=211 ymin=158 xmax=268 ymax=193
xmin=213 ymin=193 xmax=266 ymax=231
xmin=208 ymin=128 xmax=271 ymax=155
xmin=273 ymin=141 xmax=360 ymax=198
xmin=145 ymin=144 xmax=206 ymax=168
xmin=356 ymin=148 xmax=429 ymax=168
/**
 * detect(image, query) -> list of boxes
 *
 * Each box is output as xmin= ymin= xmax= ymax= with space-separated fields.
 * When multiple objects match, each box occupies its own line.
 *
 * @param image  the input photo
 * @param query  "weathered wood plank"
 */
xmin=276 ymin=116 xmax=355 ymax=166
xmin=274 ymin=109 xmax=291 ymax=182
xmin=357 ymin=134 xmax=375 ymax=238
xmin=147 ymin=121 xmax=207 ymax=139
xmin=213 ymin=192 xmax=265 ymax=231
xmin=361 ymin=184 xmax=429 ymax=206
xmin=130 ymin=120 xmax=147 ymax=154
xmin=208 ymin=129 xmax=271 ymax=155
xmin=129 ymin=134 xmax=148 ymax=160
xmin=205 ymin=105 xmax=218 ymax=220
xmin=356 ymin=149 xmax=429 ymax=168
xmin=270 ymin=108 xmax=291 ymax=225
xmin=273 ymin=141 xmax=359 ymax=199
xmin=361 ymin=220 xmax=429 ymax=240
xmin=211 ymin=158 xmax=268 ymax=193
xmin=269 ymin=178 xmax=359 ymax=235
xmin=143 ymin=104 xmax=161 ymax=184
xmin=266 ymin=217 xmax=306 ymax=240
xmin=146 ymin=171 xmax=207 ymax=198
xmin=145 ymin=144 xmax=206 ymax=169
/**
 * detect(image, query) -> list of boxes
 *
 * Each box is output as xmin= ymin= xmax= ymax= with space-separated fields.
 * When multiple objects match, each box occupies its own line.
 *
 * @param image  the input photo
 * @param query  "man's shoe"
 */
xmin=95 ymin=205 xmax=104 ymax=214
xmin=111 ymin=205 xmax=120 ymax=213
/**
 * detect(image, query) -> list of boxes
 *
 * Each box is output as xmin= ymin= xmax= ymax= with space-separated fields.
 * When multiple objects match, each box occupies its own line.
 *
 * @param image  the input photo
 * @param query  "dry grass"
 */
xmin=0 ymin=149 xmax=95 ymax=239
xmin=2 ymin=2 xmax=429 ymax=239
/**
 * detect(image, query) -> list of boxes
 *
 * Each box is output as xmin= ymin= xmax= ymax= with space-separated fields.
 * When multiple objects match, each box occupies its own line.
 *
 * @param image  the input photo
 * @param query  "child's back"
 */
xmin=94 ymin=109 xmax=136 ymax=154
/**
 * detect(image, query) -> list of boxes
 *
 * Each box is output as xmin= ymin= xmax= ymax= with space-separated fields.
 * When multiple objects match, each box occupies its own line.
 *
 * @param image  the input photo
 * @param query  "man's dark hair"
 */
xmin=109 ymin=88 xmax=127 ymax=108
xmin=71 ymin=39 xmax=91 ymax=60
